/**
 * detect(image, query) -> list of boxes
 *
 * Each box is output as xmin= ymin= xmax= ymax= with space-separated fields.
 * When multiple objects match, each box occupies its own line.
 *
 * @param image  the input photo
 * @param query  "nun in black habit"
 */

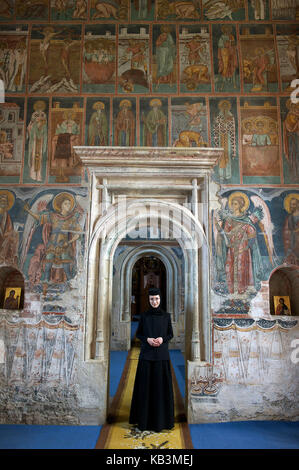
xmin=129 ymin=287 xmax=175 ymax=432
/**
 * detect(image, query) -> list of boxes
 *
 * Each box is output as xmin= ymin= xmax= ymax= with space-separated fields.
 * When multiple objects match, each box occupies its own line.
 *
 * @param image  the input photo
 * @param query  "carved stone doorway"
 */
xmin=74 ymin=146 xmax=222 ymax=423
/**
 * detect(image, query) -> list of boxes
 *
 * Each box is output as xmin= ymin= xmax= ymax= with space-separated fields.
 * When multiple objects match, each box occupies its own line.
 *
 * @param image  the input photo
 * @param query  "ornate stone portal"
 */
xmin=75 ymin=146 xmax=222 ymax=422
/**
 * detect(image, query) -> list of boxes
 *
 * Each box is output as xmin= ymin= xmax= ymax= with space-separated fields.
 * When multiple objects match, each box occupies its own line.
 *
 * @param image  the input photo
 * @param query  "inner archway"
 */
xmin=132 ymin=256 xmax=167 ymax=319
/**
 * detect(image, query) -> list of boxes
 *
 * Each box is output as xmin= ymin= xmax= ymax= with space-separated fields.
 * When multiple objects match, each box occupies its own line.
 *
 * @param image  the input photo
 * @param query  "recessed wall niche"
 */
xmin=0 ymin=267 xmax=24 ymax=310
xmin=269 ymin=266 xmax=299 ymax=316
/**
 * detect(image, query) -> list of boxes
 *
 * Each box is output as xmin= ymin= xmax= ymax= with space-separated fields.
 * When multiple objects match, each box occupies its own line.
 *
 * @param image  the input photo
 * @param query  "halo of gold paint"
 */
xmin=33 ymin=100 xmax=46 ymax=111
xmin=149 ymin=98 xmax=162 ymax=107
xmin=119 ymin=99 xmax=132 ymax=108
xmin=228 ymin=191 xmax=250 ymax=213
xmin=218 ymin=99 xmax=231 ymax=111
xmin=53 ymin=192 xmax=75 ymax=213
xmin=92 ymin=101 xmax=105 ymax=110
xmin=284 ymin=193 xmax=299 ymax=214
xmin=0 ymin=190 xmax=15 ymax=210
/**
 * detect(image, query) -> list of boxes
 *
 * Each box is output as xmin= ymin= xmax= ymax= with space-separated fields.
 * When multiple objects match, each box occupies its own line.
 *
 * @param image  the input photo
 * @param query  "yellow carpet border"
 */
xmin=95 ymin=345 xmax=193 ymax=449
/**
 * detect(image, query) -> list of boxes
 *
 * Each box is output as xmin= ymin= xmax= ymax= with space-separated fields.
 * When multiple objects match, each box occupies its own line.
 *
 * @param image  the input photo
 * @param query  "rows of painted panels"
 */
xmin=0 ymin=0 xmax=298 ymax=22
xmin=1 ymin=94 xmax=298 ymax=185
xmin=1 ymin=22 xmax=298 ymax=97
xmin=0 ymin=185 xmax=298 ymax=316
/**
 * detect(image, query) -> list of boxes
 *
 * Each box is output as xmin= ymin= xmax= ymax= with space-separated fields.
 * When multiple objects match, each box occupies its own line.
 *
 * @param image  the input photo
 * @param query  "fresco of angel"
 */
xmin=213 ymin=191 xmax=277 ymax=297
xmin=19 ymin=192 xmax=85 ymax=293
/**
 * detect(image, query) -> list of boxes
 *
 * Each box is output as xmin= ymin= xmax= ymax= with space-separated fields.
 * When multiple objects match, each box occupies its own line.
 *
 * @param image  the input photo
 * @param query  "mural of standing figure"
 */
xmin=0 ymin=190 xmax=19 ymax=266
xmin=283 ymin=100 xmax=299 ymax=180
xmin=155 ymin=25 xmax=176 ymax=89
xmin=26 ymin=100 xmax=47 ymax=182
xmin=88 ymin=101 xmax=108 ymax=146
xmin=212 ymin=100 xmax=236 ymax=182
xmin=142 ymin=99 xmax=167 ymax=146
xmin=283 ymin=194 xmax=299 ymax=266
xmin=114 ymin=100 xmax=135 ymax=146
xmin=217 ymin=25 xmax=238 ymax=91
xmin=214 ymin=192 xmax=265 ymax=297
xmin=23 ymin=192 xmax=83 ymax=293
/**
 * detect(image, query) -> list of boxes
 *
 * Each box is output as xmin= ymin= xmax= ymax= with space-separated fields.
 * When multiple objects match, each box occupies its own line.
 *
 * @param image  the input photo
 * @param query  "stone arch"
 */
xmin=111 ymin=243 xmax=183 ymax=350
xmin=84 ymin=198 xmax=210 ymax=364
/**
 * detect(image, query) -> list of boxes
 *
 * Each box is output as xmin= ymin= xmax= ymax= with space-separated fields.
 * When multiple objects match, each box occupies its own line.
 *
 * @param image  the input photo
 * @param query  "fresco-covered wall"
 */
xmin=0 ymin=0 xmax=298 ymax=424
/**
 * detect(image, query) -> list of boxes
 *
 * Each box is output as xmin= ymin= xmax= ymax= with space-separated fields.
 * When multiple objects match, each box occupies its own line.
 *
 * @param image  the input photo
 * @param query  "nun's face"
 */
xmin=149 ymin=295 xmax=160 ymax=308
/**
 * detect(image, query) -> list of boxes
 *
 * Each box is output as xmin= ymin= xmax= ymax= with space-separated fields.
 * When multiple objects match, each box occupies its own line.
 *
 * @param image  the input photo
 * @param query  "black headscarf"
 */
xmin=147 ymin=287 xmax=163 ymax=314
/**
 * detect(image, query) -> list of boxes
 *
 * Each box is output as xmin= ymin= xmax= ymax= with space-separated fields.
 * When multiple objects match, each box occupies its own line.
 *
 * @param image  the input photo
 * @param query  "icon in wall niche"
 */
xmin=51 ymin=0 xmax=88 ymax=20
xmin=49 ymin=100 xmax=83 ymax=183
xmin=240 ymin=98 xmax=280 ymax=185
xmin=171 ymin=98 xmax=208 ymax=147
xmin=29 ymin=25 xmax=81 ymax=94
xmin=212 ymin=24 xmax=240 ymax=93
xmin=23 ymin=99 xmax=48 ymax=184
xmin=0 ymin=98 xmax=24 ymax=184
xmin=3 ymin=288 xmax=21 ymax=309
xmin=239 ymin=25 xmax=277 ymax=93
xmin=83 ymin=25 xmax=116 ymax=94
xmin=179 ymin=25 xmax=212 ymax=93
xmin=274 ymin=296 xmax=291 ymax=316
xmin=203 ymin=0 xmax=245 ymax=20
xmin=90 ymin=0 xmax=129 ymax=20
xmin=156 ymin=0 xmax=200 ymax=21
xmin=118 ymin=25 xmax=150 ymax=93
xmin=152 ymin=25 xmax=177 ymax=93
xmin=282 ymin=193 xmax=299 ymax=265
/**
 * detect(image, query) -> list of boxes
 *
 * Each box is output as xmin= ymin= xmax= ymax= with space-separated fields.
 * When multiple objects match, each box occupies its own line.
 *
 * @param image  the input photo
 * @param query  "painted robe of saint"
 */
xmin=283 ymin=194 xmax=299 ymax=266
xmin=24 ymin=192 xmax=82 ymax=288
xmin=155 ymin=26 xmax=176 ymax=87
xmin=142 ymin=99 xmax=167 ymax=146
xmin=88 ymin=101 xmax=108 ymax=146
xmin=114 ymin=100 xmax=135 ymax=146
xmin=26 ymin=100 xmax=47 ymax=182
xmin=217 ymin=25 xmax=238 ymax=90
xmin=212 ymin=100 xmax=236 ymax=181
xmin=215 ymin=193 xmax=264 ymax=296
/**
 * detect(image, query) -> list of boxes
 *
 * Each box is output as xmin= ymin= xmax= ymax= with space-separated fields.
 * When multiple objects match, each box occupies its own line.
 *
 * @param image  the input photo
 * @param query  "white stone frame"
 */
xmin=74 ymin=146 xmax=222 ymax=421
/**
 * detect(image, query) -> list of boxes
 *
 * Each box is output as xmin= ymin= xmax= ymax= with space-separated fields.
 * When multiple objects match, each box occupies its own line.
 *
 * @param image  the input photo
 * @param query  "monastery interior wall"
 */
xmin=0 ymin=0 xmax=298 ymax=425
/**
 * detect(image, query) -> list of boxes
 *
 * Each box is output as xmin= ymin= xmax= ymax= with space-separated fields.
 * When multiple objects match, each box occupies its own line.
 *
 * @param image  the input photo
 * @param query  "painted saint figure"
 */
xmin=4 ymin=290 xmax=19 ymax=309
xmin=155 ymin=26 xmax=176 ymax=89
xmin=215 ymin=192 xmax=264 ymax=296
xmin=283 ymin=100 xmax=299 ymax=179
xmin=283 ymin=194 xmax=299 ymax=266
xmin=26 ymin=100 xmax=47 ymax=182
xmin=114 ymin=100 xmax=135 ymax=146
xmin=24 ymin=192 xmax=82 ymax=292
xmin=142 ymin=99 xmax=167 ymax=146
xmin=275 ymin=297 xmax=290 ymax=315
xmin=212 ymin=100 xmax=236 ymax=181
xmin=0 ymin=191 xmax=19 ymax=266
xmin=88 ymin=101 xmax=108 ymax=146
xmin=217 ymin=25 xmax=238 ymax=91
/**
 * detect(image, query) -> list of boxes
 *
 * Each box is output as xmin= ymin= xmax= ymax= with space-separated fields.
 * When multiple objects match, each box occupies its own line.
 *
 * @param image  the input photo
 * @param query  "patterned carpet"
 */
xmin=95 ymin=344 xmax=193 ymax=450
